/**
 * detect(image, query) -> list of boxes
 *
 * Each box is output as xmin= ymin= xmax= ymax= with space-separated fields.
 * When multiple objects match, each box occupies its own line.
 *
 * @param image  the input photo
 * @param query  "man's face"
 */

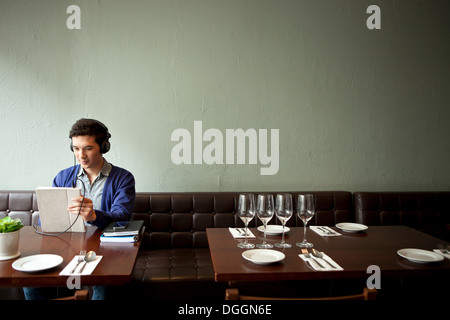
xmin=71 ymin=135 xmax=103 ymax=172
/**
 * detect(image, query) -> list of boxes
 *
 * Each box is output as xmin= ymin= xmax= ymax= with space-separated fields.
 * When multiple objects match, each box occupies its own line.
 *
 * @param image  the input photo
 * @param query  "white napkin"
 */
xmin=299 ymin=252 xmax=343 ymax=271
xmin=229 ymin=227 xmax=256 ymax=239
xmin=310 ymin=226 xmax=341 ymax=237
xmin=59 ymin=255 xmax=103 ymax=276
xmin=434 ymin=249 xmax=450 ymax=259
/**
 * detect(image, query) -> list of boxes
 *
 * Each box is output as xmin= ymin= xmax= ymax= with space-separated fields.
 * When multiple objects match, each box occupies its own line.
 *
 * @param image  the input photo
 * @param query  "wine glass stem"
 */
xmin=263 ymin=222 xmax=267 ymax=244
xmin=303 ymin=221 xmax=307 ymax=243
xmin=244 ymin=223 xmax=248 ymax=245
xmin=281 ymin=221 xmax=285 ymax=244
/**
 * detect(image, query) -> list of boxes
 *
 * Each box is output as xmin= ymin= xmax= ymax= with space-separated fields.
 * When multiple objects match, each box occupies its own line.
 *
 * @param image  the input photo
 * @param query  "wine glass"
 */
xmin=237 ymin=194 xmax=256 ymax=249
xmin=296 ymin=194 xmax=315 ymax=248
xmin=274 ymin=193 xmax=293 ymax=248
xmin=256 ymin=194 xmax=274 ymax=249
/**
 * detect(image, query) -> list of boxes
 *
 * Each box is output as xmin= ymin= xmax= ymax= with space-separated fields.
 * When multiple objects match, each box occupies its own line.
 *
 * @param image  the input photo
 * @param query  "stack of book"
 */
xmin=100 ymin=220 xmax=144 ymax=243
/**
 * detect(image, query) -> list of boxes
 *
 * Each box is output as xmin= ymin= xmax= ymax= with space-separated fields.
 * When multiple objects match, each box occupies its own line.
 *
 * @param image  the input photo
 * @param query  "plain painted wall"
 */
xmin=1 ymin=0 xmax=449 ymax=192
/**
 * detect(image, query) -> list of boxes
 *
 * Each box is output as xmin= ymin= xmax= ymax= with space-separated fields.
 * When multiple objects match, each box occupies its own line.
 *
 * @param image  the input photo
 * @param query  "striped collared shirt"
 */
xmin=76 ymin=158 xmax=112 ymax=210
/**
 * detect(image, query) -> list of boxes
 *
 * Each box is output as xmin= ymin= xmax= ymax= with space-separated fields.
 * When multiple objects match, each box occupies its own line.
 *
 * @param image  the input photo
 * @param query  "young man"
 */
xmin=24 ymin=118 xmax=136 ymax=300
xmin=54 ymin=118 xmax=136 ymax=229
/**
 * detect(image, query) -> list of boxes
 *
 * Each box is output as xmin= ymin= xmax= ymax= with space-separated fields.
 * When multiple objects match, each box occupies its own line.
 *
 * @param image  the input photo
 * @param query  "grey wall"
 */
xmin=1 ymin=0 xmax=449 ymax=192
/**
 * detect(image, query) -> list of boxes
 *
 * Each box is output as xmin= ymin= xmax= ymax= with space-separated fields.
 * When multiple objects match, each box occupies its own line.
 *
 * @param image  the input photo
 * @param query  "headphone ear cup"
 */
xmin=70 ymin=141 xmax=73 ymax=152
xmin=101 ymin=141 xmax=110 ymax=154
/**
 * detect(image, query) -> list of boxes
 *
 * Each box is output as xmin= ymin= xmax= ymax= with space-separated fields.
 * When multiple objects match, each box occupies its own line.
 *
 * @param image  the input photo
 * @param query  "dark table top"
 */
xmin=0 ymin=226 xmax=141 ymax=287
xmin=207 ymin=225 xmax=450 ymax=282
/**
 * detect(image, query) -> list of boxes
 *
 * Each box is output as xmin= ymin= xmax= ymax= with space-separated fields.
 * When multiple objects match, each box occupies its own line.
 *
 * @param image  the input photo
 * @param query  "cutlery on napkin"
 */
xmin=59 ymin=255 xmax=103 ymax=276
xmin=310 ymin=226 xmax=341 ymax=237
xmin=229 ymin=228 xmax=256 ymax=239
xmin=434 ymin=249 xmax=450 ymax=259
xmin=299 ymin=250 xmax=343 ymax=271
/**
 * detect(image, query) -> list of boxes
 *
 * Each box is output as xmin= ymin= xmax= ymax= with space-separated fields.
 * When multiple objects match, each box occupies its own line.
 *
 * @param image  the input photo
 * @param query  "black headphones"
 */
xmin=70 ymin=119 xmax=111 ymax=154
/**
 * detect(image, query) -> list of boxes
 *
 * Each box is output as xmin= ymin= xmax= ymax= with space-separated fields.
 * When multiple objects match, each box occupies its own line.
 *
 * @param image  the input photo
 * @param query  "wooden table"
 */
xmin=206 ymin=226 xmax=450 ymax=283
xmin=0 ymin=226 xmax=141 ymax=287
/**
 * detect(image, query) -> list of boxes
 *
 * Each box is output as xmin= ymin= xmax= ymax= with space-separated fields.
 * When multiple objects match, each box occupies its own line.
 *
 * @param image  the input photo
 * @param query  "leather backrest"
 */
xmin=132 ymin=191 xmax=353 ymax=249
xmin=354 ymin=192 xmax=450 ymax=239
xmin=0 ymin=191 xmax=40 ymax=227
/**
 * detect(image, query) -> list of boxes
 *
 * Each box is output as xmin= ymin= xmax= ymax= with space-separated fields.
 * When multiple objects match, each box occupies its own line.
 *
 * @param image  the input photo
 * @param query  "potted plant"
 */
xmin=0 ymin=216 xmax=24 ymax=260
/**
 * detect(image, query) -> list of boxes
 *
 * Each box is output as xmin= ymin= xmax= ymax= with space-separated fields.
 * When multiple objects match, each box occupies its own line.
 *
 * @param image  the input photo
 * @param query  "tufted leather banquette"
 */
xmin=354 ymin=192 xmax=450 ymax=241
xmin=131 ymin=191 xmax=353 ymax=250
xmin=0 ymin=191 xmax=40 ymax=227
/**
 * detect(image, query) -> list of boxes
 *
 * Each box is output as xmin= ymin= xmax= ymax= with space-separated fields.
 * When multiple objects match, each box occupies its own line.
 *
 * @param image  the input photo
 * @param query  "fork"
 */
xmin=437 ymin=244 xmax=450 ymax=255
xmin=318 ymin=226 xmax=334 ymax=235
xmin=317 ymin=226 xmax=329 ymax=234
xmin=238 ymin=228 xmax=249 ymax=236
xmin=71 ymin=250 xmax=86 ymax=274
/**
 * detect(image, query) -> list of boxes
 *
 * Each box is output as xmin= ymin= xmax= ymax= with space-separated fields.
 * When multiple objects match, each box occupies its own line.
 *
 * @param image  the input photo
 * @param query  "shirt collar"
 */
xmin=77 ymin=158 xmax=112 ymax=178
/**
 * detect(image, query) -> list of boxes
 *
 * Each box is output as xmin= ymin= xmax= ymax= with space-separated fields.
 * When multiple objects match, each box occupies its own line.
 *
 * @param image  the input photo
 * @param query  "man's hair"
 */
xmin=69 ymin=118 xmax=111 ymax=148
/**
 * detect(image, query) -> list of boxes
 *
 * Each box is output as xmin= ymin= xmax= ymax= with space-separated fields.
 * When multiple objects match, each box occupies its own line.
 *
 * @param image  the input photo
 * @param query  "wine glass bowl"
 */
xmin=256 ymin=194 xmax=274 ymax=249
xmin=274 ymin=193 xmax=293 ymax=248
xmin=296 ymin=194 xmax=315 ymax=248
xmin=237 ymin=194 xmax=256 ymax=249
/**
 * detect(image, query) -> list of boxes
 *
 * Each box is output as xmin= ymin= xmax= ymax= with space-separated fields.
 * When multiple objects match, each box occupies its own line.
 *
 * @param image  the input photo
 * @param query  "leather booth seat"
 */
xmin=0 ymin=191 xmax=40 ymax=227
xmin=354 ymin=192 xmax=450 ymax=241
xmin=132 ymin=191 xmax=353 ymax=250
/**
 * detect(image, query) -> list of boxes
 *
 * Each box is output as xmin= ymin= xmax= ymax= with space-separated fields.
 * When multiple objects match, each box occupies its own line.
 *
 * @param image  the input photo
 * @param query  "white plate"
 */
xmin=397 ymin=248 xmax=444 ymax=263
xmin=257 ymin=225 xmax=290 ymax=235
xmin=335 ymin=222 xmax=368 ymax=233
xmin=242 ymin=249 xmax=285 ymax=265
xmin=12 ymin=254 xmax=63 ymax=272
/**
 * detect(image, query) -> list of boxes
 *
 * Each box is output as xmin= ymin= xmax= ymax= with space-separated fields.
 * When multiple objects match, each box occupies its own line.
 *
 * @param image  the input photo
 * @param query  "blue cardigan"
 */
xmin=52 ymin=164 xmax=136 ymax=229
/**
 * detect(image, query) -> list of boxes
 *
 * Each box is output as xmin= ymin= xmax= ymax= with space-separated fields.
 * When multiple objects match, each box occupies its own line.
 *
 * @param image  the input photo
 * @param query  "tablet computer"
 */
xmin=35 ymin=187 xmax=86 ymax=232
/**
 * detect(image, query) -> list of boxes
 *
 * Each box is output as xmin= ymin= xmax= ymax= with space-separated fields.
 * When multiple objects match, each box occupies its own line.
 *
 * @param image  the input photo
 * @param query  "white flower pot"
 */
xmin=0 ymin=229 xmax=21 ymax=261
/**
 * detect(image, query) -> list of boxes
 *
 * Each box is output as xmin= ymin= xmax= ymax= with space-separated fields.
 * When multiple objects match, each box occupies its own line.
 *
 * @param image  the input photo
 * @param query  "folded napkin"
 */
xmin=310 ymin=226 xmax=341 ymax=237
xmin=434 ymin=249 xmax=450 ymax=259
xmin=229 ymin=227 xmax=256 ymax=239
xmin=59 ymin=255 xmax=103 ymax=276
xmin=299 ymin=252 xmax=343 ymax=271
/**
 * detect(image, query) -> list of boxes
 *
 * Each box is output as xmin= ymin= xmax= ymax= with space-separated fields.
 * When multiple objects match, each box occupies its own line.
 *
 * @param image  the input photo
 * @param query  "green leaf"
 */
xmin=0 ymin=216 xmax=24 ymax=233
